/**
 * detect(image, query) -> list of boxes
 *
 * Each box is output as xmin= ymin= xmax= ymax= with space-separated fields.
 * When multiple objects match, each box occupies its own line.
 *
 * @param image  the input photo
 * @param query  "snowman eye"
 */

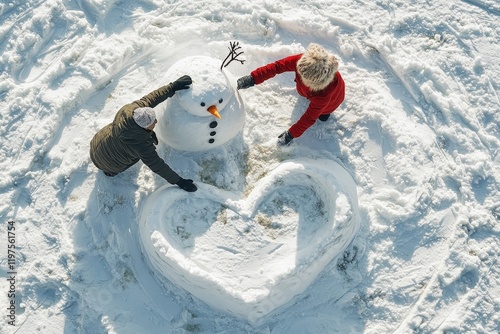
xmin=219 ymin=98 xmax=223 ymax=104
xmin=201 ymin=102 xmax=206 ymax=107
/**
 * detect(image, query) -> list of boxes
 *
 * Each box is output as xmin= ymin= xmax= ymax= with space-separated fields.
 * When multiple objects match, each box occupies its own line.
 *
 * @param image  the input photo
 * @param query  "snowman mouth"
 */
xmin=208 ymin=105 xmax=221 ymax=119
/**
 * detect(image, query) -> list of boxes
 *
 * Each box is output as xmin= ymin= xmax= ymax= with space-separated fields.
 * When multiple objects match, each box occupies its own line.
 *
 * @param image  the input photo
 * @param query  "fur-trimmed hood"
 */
xmin=297 ymin=43 xmax=339 ymax=91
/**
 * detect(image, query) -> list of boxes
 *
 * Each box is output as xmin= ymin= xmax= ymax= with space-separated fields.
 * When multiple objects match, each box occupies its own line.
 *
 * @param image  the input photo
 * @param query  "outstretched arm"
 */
xmin=135 ymin=75 xmax=192 ymax=108
xmin=133 ymin=141 xmax=197 ymax=192
xmin=250 ymin=54 xmax=301 ymax=85
xmin=136 ymin=142 xmax=181 ymax=184
xmin=237 ymin=54 xmax=301 ymax=89
xmin=288 ymin=99 xmax=327 ymax=138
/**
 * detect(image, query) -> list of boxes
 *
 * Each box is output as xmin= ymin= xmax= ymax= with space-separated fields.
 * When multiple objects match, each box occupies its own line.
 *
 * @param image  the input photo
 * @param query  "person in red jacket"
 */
xmin=237 ymin=43 xmax=345 ymax=146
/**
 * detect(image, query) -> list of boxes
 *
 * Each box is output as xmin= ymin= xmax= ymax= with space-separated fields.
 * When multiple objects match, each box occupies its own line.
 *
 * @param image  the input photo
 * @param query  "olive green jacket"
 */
xmin=90 ymin=84 xmax=181 ymax=184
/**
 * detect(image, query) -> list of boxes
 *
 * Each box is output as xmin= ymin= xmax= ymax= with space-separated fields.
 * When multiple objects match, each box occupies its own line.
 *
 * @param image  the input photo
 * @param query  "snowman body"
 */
xmin=156 ymin=56 xmax=245 ymax=152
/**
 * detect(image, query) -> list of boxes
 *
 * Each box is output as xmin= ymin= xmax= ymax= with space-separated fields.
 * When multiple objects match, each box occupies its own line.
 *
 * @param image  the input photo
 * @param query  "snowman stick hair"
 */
xmin=220 ymin=41 xmax=245 ymax=70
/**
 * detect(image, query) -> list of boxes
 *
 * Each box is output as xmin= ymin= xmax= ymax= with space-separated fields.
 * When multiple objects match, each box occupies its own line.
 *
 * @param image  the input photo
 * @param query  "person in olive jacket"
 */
xmin=237 ymin=43 xmax=345 ymax=146
xmin=89 ymin=75 xmax=197 ymax=192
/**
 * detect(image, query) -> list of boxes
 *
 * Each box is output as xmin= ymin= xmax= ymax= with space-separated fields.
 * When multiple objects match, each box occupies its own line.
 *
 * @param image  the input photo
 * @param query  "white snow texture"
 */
xmin=140 ymin=159 xmax=360 ymax=323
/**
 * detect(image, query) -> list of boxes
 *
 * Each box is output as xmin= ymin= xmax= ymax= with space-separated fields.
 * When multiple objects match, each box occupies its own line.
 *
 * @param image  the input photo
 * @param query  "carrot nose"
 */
xmin=208 ymin=105 xmax=221 ymax=119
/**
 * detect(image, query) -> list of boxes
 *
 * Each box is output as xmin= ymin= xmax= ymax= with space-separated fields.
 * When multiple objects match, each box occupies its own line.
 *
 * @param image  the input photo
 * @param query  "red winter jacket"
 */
xmin=251 ymin=54 xmax=345 ymax=138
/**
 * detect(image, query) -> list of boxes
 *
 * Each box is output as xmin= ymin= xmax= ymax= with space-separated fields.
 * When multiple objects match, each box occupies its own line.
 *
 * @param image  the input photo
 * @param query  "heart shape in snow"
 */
xmin=139 ymin=159 xmax=360 ymax=323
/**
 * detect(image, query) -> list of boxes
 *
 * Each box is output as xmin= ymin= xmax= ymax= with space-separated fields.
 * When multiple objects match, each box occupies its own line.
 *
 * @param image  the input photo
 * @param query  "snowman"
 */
xmin=156 ymin=46 xmax=246 ymax=152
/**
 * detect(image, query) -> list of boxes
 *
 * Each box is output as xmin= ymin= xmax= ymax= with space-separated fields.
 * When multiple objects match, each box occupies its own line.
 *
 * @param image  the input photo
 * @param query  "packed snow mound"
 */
xmin=156 ymin=56 xmax=245 ymax=151
xmin=139 ymin=159 xmax=360 ymax=322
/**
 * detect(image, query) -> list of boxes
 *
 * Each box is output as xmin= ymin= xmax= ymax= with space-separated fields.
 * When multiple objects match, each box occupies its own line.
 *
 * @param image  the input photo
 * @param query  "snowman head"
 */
xmin=173 ymin=56 xmax=233 ymax=118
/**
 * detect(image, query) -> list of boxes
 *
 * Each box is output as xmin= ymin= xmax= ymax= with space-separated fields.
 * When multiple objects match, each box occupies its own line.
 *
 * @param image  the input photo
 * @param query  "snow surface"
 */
xmin=1 ymin=1 xmax=499 ymax=333
xmin=139 ymin=159 xmax=360 ymax=323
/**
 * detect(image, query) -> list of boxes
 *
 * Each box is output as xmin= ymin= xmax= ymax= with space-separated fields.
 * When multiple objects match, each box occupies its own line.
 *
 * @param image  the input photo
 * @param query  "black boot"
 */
xmin=318 ymin=114 xmax=331 ymax=122
xmin=104 ymin=171 xmax=118 ymax=177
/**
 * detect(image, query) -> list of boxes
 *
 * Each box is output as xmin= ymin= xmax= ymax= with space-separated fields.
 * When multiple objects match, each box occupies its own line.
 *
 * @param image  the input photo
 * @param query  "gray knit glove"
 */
xmin=237 ymin=75 xmax=255 ymax=90
xmin=277 ymin=131 xmax=294 ymax=146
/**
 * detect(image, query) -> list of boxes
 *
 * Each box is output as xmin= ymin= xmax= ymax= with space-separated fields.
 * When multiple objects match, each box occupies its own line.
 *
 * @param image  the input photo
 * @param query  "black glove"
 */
xmin=277 ymin=130 xmax=294 ymax=146
xmin=172 ymin=75 xmax=192 ymax=91
xmin=237 ymin=75 xmax=255 ymax=90
xmin=176 ymin=178 xmax=197 ymax=192
xmin=151 ymin=131 xmax=159 ymax=145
